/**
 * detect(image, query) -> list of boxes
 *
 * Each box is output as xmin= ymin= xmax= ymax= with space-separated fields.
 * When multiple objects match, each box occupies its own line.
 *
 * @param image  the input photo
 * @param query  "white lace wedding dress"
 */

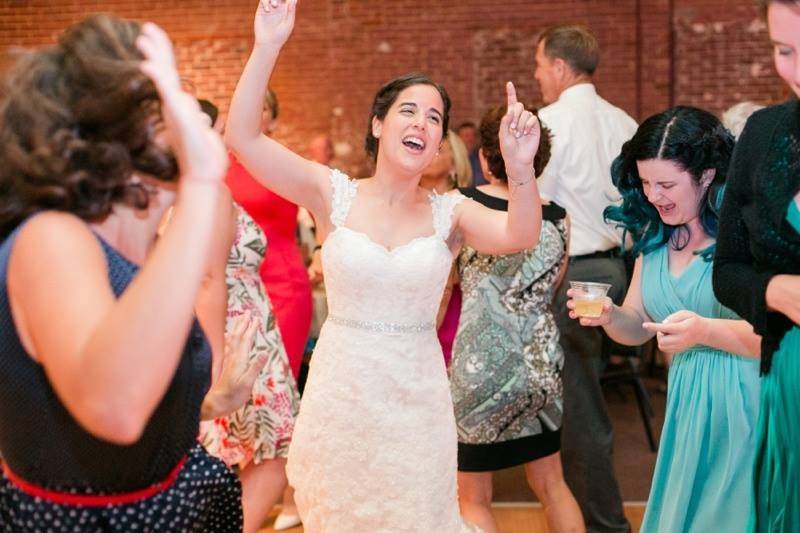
xmin=287 ymin=169 xmax=477 ymax=532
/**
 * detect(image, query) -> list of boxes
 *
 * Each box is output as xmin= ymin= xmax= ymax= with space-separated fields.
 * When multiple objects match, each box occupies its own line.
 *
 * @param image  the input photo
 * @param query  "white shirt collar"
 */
xmin=555 ymin=83 xmax=597 ymax=103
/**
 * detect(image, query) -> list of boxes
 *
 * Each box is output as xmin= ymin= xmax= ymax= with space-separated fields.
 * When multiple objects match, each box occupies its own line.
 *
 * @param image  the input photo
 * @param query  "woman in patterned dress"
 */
xmin=449 ymin=105 xmax=584 ymax=533
xmin=195 ymin=99 xmax=299 ymax=533
xmin=198 ymin=195 xmax=301 ymax=533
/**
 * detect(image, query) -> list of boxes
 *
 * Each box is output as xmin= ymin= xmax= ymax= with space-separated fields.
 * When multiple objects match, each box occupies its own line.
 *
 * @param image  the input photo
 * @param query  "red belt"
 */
xmin=1 ymin=456 xmax=187 ymax=506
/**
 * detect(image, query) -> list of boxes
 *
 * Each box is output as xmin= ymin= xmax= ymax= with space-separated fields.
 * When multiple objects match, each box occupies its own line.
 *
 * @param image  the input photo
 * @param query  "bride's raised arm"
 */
xmin=225 ymin=0 xmax=330 ymax=218
xmin=454 ymin=82 xmax=543 ymax=255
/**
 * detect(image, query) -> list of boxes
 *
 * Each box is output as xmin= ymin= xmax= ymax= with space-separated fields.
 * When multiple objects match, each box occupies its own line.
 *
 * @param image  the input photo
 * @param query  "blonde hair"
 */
xmin=446 ymin=130 xmax=473 ymax=188
xmin=264 ymin=87 xmax=279 ymax=119
xmin=721 ymin=101 xmax=764 ymax=140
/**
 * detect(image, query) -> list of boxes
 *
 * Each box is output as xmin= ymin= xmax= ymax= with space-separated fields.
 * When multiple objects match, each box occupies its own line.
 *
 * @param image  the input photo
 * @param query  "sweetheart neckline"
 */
xmin=325 ymin=226 xmax=448 ymax=256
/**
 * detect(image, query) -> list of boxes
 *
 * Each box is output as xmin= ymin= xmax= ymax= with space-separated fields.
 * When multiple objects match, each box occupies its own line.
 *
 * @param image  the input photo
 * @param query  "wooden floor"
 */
xmin=259 ymin=502 xmax=645 ymax=532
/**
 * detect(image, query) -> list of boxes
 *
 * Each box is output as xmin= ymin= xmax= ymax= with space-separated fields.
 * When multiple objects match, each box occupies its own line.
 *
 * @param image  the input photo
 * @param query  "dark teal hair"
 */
xmin=604 ymin=106 xmax=734 ymax=260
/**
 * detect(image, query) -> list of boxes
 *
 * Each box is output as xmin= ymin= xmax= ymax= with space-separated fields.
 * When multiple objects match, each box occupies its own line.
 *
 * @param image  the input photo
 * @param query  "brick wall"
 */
xmin=673 ymin=1 xmax=791 ymax=111
xmin=0 ymin=0 xmax=788 ymax=175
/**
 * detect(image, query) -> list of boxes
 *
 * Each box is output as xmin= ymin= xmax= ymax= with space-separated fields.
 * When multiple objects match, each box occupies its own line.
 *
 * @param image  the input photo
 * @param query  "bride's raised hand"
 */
xmin=136 ymin=22 xmax=227 ymax=184
xmin=255 ymin=0 xmax=298 ymax=47
xmin=498 ymin=82 xmax=541 ymax=177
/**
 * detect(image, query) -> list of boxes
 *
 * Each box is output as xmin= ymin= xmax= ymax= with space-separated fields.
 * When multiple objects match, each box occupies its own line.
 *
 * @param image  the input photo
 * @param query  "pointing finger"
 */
xmin=663 ymin=310 xmax=694 ymax=324
xmin=642 ymin=321 xmax=681 ymax=334
xmin=506 ymin=81 xmax=518 ymax=112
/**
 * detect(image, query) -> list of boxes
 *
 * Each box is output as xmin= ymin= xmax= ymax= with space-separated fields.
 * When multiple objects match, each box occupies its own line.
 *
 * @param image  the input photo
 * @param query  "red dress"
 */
xmin=226 ymin=156 xmax=312 ymax=379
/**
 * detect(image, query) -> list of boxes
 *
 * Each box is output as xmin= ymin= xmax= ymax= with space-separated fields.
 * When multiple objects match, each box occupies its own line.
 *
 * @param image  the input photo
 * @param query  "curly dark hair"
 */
xmin=604 ymin=106 xmax=735 ymax=259
xmin=364 ymin=72 xmax=451 ymax=161
xmin=0 ymin=14 xmax=177 ymax=237
xmin=477 ymin=104 xmax=552 ymax=181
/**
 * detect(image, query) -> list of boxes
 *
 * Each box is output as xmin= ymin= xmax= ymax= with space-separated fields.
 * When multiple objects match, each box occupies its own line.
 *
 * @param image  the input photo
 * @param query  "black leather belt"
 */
xmin=570 ymin=248 xmax=620 ymax=261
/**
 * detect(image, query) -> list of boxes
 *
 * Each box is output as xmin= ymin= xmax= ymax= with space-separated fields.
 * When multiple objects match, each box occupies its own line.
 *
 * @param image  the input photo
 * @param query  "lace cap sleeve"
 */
xmin=432 ymin=190 xmax=466 ymax=240
xmin=329 ymin=168 xmax=358 ymax=227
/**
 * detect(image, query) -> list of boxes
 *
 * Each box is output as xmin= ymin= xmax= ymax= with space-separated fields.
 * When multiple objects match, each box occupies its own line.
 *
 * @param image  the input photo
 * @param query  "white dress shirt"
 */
xmin=537 ymin=83 xmax=638 ymax=256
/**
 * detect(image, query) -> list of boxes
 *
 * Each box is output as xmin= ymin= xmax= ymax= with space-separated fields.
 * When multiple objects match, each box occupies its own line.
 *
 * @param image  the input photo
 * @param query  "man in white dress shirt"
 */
xmin=535 ymin=25 xmax=637 ymax=533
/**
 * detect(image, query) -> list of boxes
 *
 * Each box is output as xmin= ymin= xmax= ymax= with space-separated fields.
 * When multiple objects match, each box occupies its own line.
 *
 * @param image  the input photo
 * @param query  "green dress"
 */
xmin=750 ymin=201 xmax=800 ymax=532
xmin=640 ymin=245 xmax=760 ymax=533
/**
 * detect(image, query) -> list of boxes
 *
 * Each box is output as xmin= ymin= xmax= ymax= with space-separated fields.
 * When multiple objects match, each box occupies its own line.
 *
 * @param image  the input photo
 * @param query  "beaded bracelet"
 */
xmin=508 ymin=171 xmax=535 ymax=188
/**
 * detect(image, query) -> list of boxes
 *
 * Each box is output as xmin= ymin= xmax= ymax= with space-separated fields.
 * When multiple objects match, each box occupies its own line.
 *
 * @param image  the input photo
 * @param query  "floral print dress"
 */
xmin=200 ymin=205 xmax=300 ymax=467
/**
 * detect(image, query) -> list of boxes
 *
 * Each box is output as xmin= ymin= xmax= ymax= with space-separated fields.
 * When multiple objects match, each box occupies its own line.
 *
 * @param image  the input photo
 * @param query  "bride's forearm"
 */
xmin=225 ymin=44 xmax=281 ymax=149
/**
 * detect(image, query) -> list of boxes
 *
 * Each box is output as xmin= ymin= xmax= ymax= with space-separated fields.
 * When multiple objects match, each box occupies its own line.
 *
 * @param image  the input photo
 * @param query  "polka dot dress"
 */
xmin=0 ymin=444 xmax=242 ymax=532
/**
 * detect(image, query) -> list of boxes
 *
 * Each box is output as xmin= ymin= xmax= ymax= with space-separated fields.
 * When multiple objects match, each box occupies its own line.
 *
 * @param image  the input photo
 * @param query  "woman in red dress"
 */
xmin=227 ymin=89 xmax=313 ymax=380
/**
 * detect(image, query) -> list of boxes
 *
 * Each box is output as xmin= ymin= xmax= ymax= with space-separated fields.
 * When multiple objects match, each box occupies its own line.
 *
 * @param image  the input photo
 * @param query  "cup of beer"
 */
xmin=569 ymin=281 xmax=612 ymax=318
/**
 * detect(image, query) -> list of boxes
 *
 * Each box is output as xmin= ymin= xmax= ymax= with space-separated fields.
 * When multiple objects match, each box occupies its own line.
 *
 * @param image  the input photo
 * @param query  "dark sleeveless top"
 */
xmin=0 ymin=218 xmax=211 ymax=492
xmin=460 ymin=186 xmax=567 ymax=220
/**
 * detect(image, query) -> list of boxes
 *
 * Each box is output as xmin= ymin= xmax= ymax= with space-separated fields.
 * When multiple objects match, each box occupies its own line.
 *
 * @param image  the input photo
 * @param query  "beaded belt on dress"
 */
xmin=327 ymin=315 xmax=434 ymax=333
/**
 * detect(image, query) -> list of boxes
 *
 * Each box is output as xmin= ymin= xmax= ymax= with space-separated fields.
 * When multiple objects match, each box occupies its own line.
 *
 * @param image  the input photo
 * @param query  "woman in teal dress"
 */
xmin=713 ymin=3 xmax=800 ymax=530
xmin=568 ymin=106 xmax=762 ymax=532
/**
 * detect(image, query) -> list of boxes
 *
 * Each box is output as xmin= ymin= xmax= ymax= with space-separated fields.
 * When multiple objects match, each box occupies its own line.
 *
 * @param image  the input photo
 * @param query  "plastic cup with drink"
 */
xmin=569 ymin=281 xmax=612 ymax=318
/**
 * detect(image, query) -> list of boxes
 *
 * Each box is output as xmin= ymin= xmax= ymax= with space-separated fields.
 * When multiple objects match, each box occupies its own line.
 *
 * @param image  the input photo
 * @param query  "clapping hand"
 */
xmin=135 ymin=23 xmax=227 ymax=184
xmin=255 ymin=0 xmax=298 ymax=47
xmin=499 ymin=82 xmax=541 ymax=180
xmin=642 ymin=310 xmax=708 ymax=355
xmin=201 ymin=311 xmax=268 ymax=419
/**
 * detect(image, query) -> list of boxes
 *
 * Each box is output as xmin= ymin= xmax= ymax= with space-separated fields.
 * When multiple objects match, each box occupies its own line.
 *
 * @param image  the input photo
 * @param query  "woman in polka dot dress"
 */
xmin=0 ymin=14 xmax=250 ymax=531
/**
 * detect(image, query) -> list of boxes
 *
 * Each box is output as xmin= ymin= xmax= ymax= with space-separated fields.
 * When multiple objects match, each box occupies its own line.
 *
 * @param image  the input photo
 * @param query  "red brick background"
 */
xmin=0 ymin=0 xmax=789 ymax=175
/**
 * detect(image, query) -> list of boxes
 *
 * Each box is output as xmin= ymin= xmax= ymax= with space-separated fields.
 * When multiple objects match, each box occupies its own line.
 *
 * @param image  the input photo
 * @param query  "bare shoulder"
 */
xmin=444 ymin=188 xmax=472 ymax=205
xmin=15 ymin=211 xmax=99 ymax=250
xmin=444 ymin=188 xmax=467 ymax=198
xmin=447 ymin=189 xmax=477 ymax=218
xmin=10 ymin=212 xmax=106 ymax=283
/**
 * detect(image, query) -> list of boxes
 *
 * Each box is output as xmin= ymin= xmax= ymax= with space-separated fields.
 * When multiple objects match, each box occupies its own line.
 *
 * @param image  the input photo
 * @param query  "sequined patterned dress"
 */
xmin=450 ymin=188 xmax=567 ymax=471
xmin=200 ymin=206 xmax=300 ymax=467
xmin=286 ymin=169 xmax=478 ymax=532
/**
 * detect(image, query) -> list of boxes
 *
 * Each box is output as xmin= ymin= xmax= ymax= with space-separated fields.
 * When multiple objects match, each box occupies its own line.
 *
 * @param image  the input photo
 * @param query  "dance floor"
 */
xmin=260 ymin=373 xmax=666 ymax=532
xmin=494 ymin=375 xmax=666 ymax=502
xmin=259 ymin=503 xmax=646 ymax=532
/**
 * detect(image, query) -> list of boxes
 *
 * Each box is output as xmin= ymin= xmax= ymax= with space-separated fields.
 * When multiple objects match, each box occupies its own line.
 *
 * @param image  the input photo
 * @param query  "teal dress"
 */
xmin=750 ymin=201 xmax=800 ymax=532
xmin=640 ymin=244 xmax=760 ymax=533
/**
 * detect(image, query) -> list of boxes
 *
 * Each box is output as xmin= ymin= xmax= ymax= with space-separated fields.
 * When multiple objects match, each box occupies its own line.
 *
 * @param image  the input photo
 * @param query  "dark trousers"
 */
xmin=552 ymin=256 xmax=630 ymax=533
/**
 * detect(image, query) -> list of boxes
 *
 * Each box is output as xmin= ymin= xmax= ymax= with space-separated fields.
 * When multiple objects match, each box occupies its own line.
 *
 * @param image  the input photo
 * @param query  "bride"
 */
xmin=225 ymin=1 xmax=544 ymax=530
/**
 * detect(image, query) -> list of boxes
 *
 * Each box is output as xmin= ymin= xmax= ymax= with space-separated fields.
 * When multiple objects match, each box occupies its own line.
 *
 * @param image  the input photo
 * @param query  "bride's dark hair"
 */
xmin=364 ymin=72 xmax=451 ymax=161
